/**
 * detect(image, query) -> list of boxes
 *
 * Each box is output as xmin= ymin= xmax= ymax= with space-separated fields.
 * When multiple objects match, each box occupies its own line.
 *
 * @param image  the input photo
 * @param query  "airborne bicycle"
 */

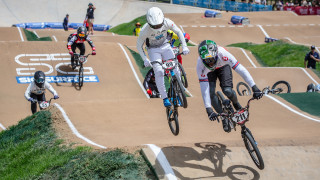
xmin=172 ymin=46 xmax=188 ymax=88
xmin=152 ymin=53 xmax=188 ymax=136
xmin=73 ymin=53 xmax=92 ymax=88
xmin=216 ymin=91 xmax=264 ymax=170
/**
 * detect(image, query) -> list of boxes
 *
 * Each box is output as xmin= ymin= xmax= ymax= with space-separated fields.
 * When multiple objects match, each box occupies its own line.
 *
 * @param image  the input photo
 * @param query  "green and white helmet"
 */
xmin=198 ymin=40 xmax=218 ymax=70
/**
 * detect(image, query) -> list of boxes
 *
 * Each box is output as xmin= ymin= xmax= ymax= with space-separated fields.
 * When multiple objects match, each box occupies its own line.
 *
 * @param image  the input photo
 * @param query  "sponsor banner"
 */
xmin=16 ymin=75 xmax=99 ymax=84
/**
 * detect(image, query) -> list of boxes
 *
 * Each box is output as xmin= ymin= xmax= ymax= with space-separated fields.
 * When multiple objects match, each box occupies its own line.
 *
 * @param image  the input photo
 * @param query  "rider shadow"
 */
xmin=160 ymin=142 xmax=260 ymax=180
xmin=55 ymin=64 xmax=81 ymax=91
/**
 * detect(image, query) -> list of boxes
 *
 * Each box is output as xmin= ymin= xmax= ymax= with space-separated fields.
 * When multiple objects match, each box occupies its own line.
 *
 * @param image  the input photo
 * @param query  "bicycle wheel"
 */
xmin=79 ymin=65 xmax=84 ymax=87
xmin=166 ymin=108 xmax=179 ymax=136
xmin=236 ymin=82 xmax=252 ymax=96
xmin=271 ymin=80 xmax=291 ymax=94
xmin=242 ymin=129 xmax=264 ymax=170
xmin=178 ymin=62 xmax=188 ymax=88
xmin=174 ymin=76 xmax=188 ymax=108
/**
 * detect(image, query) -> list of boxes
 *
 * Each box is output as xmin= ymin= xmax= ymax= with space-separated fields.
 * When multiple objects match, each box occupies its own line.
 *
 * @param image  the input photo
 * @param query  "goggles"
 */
xmin=203 ymin=57 xmax=216 ymax=64
xmin=35 ymin=78 xmax=45 ymax=83
xmin=78 ymin=33 xmax=85 ymax=37
xmin=149 ymin=23 xmax=163 ymax=29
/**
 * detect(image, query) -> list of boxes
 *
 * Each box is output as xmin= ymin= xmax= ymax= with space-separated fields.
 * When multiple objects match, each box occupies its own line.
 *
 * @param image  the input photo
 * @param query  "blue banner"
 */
xmin=16 ymin=75 xmax=100 ymax=84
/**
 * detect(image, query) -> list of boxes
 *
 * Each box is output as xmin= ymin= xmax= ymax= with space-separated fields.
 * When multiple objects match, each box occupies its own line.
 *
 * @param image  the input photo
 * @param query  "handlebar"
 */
xmin=217 ymin=97 xmax=256 ymax=117
xmin=34 ymin=98 xmax=55 ymax=103
xmin=73 ymin=53 xmax=92 ymax=58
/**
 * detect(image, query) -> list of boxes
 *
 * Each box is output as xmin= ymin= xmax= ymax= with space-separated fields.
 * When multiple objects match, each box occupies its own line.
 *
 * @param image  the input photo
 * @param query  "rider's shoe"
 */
xmin=163 ymin=98 xmax=172 ymax=107
xmin=233 ymin=102 xmax=243 ymax=111
xmin=71 ymin=62 xmax=76 ymax=70
xmin=222 ymin=118 xmax=230 ymax=132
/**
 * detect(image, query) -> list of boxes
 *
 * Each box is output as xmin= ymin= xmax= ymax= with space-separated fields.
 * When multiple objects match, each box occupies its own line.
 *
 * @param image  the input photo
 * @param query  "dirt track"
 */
xmin=1 ymin=9 xmax=320 ymax=179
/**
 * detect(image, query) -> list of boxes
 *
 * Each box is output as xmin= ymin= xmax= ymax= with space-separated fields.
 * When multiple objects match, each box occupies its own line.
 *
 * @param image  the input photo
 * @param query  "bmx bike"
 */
xmin=152 ymin=53 xmax=188 ymax=136
xmin=34 ymin=98 xmax=55 ymax=111
xmin=216 ymin=91 xmax=265 ymax=170
xmin=236 ymin=80 xmax=291 ymax=96
xmin=73 ymin=53 xmax=92 ymax=88
xmin=172 ymin=46 xmax=188 ymax=88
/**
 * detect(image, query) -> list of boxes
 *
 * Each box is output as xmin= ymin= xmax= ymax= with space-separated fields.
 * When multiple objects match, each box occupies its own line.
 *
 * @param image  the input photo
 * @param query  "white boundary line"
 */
xmin=146 ymin=144 xmax=177 ymax=180
xmin=284 ymin=37 xmax=320 ymax=54
xmin=118 ymin=43 xmax=150 ymax=99
xmin=33 ymin=31 xmax=39 ymax=38
xmin=0 ymin=123 xmax=6 ymax=130
xmin=290 ymin=11 xmax=298 ymax=16
xmin=52 ymin=35 xmax=58 ymax=42
xmin=266 ymin=95 xmax=320 ymax=123
xmin=257 ymin=25 xmax=270 ymax=38
xmin=240 ymin=48 xmax=257 ymax=68
xmin=300 ymin=68 xmax=319 ymax=84
xmin=54 ymin=103 xmax=107 ymax=149
xmin=17 ymin=27 xmax=24 ymax=42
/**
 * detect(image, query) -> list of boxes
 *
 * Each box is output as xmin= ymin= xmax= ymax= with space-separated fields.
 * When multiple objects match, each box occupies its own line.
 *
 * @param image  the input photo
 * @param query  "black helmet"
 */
xmin=88 ymin=2 xmax=93 ymax=6
xmin=34 ymin=71 xmax=45 ymax=88
xmin=77 ymin=26 xmax=87 ymax=39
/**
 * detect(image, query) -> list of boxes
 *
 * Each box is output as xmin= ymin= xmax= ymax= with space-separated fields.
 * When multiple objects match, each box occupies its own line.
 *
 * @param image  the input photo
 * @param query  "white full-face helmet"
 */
xmin=146 ymin=7 xmax=164 ymax=33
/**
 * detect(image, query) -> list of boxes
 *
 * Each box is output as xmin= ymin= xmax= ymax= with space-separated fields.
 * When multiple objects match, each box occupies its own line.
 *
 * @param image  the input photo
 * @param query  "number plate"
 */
xmin=172 ymin=47 xmax=179 ymax=55
xmin=39 ymin=101 xmax=50 ymax=109
xmin=232 ymin=109 xmax=249 ymax=124
xmin=79 ymin=56 xmax=86 ymax=63
xmin=162 ymin=59 xmax=176 ymax=70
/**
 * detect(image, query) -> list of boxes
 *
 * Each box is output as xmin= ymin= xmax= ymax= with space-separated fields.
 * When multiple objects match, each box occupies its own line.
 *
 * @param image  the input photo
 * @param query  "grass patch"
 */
xmin=228 ymin=41 xmax=310 ymax=68
xmin=109 ymin=15 xmax=147 ymax=36
xmin=0 ymin=110 xmax=155 ymax=179
xmin=277 ymin=92 xmax=320 ymax=117
xmin=23 ymin=29 xmax=52 ymax=41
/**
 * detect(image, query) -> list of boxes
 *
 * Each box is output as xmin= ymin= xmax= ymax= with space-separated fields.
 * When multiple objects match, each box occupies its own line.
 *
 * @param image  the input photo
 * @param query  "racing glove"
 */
xmin=69 ymin=51 xmax=74 ymax=56
xmin=182 ymin=46 xmax=190 ymax=55
xmin=92 ymin=51 xmax=96 ymax=55
xmin=146 ymin=89 xmax=152 ymax=95
xmin=54 ymin=95 xmax=59 ymax=99
xmin=206 ymin=107 xmax=218 ymax=121
xmin=252 ymin=85 xmax=263 ymax=100
xmin=144 ymin=58 xmax=151 ymax=67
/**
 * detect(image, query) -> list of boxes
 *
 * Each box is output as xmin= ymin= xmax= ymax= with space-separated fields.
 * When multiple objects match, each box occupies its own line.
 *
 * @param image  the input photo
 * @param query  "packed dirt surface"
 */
xmin=1 ymin=2 xmax=320 ymax=179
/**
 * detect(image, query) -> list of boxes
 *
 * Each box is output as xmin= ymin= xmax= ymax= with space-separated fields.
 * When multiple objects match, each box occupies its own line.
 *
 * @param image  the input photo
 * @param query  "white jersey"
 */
xmin=197 ymin=46 xmax=256 ymax=108
xmin=136 ymin=18 xmax=187 ymax=61
xmin=25 ymin=81 xmax=58 ymax=100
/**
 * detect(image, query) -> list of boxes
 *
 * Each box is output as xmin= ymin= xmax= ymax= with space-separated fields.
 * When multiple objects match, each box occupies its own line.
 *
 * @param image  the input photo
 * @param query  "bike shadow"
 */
xmin=55 ymin=65 xmax=81 ymax=91
xmin=159 ymin=142 xmax=260 ymax=180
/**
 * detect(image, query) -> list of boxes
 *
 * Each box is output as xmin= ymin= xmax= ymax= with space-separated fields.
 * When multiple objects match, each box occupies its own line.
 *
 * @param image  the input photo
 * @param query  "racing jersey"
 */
xmin=197 ymin=46 xmax=256 ymax=108
xmin=25 ymin=81 xmax=58 ymax=100
xmin=67 ymin=33 xmax=95 ymax=49
xmin=167 ymin=30 xmax=179 ymax=47
xmin=136 ymin=18 xmax=187 ymax=61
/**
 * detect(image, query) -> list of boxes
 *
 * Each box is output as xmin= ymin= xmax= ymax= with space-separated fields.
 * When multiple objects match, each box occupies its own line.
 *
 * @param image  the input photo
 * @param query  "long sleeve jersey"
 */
xmin=197 ymin=46 xmax=256 ymax=108
xmin=25 ymin=81 xmax=58 ymax=100
xmin=67 ymin=34 xmax=95 ymax=48
xmin=136 ymin=18 xmax=187 ymax=61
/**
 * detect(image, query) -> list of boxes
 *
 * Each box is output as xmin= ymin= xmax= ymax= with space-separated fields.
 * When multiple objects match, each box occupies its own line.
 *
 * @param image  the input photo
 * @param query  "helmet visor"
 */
xmin=203 ymin=57 xmax=217 ymax=67
xmin=79 ymin=33 xmax=85 ymax=37
xmin=149 ymin=23 xmax=163 ymax=29
xmin=35 ymin=77 xmax=45 ymax=84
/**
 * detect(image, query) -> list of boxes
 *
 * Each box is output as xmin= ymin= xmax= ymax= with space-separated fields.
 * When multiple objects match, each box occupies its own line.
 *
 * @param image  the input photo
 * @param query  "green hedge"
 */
xmin=23 ymin=29 xmax=52 ymax=41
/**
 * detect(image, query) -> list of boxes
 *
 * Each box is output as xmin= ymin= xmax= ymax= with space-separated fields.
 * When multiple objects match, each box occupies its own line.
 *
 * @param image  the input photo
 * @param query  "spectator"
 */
xmin=133 ymin=22 xmax=141 ymax=36
xmin=305 ymin=45 xmax=320 ymax=69
xmin=312 ymin=0 xmax=318 ymax=7
xmin=294 ymin=0 xmax=300 ymax=6
xmin=288 ymin=0 xmax=294 ymax=6
xmin=276 ymin=0 xmax=283 ymax=10
xmin=261 ymin=0 xmax=266 ymax=5
xmin=63 ymin=14 xmax=69 ymax=31
xmin=86 ymin=2 xmax=96 ymax=35
xmin=255 ymin=0 xmax=261 ymax=4
xmin=302 ymin=0 xmax=308 ymax=6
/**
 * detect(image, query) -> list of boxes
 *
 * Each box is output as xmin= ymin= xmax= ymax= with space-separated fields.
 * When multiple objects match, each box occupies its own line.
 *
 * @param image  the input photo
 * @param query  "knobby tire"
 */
xmin=271 ymin=80 xmax=291 ymax=94
xmin=243 ymin=130 xmax=265 ymax=170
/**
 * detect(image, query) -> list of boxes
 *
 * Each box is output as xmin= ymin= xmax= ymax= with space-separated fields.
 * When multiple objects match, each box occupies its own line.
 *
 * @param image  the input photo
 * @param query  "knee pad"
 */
xmin=222 ymin=87 xmax=235 ymax=98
